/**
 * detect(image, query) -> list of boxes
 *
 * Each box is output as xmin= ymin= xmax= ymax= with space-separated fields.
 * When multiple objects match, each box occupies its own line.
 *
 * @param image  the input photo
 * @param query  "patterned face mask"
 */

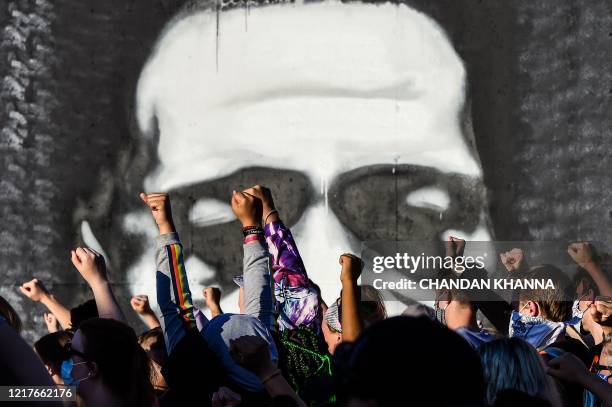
xmin=571 ymin=293 xmax=590 ymax=319
xmin=434 ymin=302 xmax=448 ymax=326
xmin=508 ymin=309 xmax=566 ymax=350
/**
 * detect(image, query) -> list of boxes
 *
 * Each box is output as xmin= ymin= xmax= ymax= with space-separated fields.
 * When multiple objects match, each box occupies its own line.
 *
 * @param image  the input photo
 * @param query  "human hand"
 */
xmin=139 ymin=192 xmax=175 ymax=235
xmin=445 ymin=236 xmax=466 ymax=258
xmin=568 ymin=242 xmax=595 ymax=268
xmin=19 ymin=278 xmax=49 ymax=302
xmin=130 ymin=295 xmax=154 ymax=316
xmin=212 ymin=386 xmax=242 ymax=407
xmin=231 ymin=191 xmax=262 ymax=227
xmin=229 ymin=335 xmax=276 ymax=379
xmin=500 ymin=248 xmax=524 ymax=272
xmin=204 ymin=287 xmax=222 ymax=306
xmin=43 ymin=312 xmax=58 ymax=333
xmin=590 ymin=300 xmax=612 ymax=328
xmin=546 ymin=352 xmax=589 ymax=384
xmin=339 ymin=253 xmax=363 ymax=284
xmin=242 ymin=185 xmax=276 ymax=222
xmin=71 ymin=247 xmax=108 ymax=288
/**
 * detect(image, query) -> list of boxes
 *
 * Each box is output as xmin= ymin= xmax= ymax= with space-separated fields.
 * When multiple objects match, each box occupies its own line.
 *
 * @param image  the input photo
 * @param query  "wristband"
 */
xmin=242 ymin=226 xmax=264 ymax=237
xmin=264 ymin=209 xmax=279 ymax=224
xmin=243 ymin=234 xmax=263 ymax=244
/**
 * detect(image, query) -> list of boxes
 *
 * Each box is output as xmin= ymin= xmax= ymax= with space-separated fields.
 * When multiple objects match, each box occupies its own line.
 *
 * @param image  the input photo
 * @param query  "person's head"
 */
xmin=322 ymin=286 xmax=387 ymax=354
xmin=0 ymin=295 xmax=22 ymax=333
xmin=120 ymin=0 xmax=492 ymax=312
xmin=518 ymin=265 xmax=572 ymax=322
xmin=321 ymin=301 xmax=342 ymax=355
xmin=34 ymin=331 xmax=72 ymax=385
xmin=435 ymin=287 xmax=478 ymax=330
xmin=138 ymin=327 xmax=168 ymax=393
xmin=69 ymin=299 xmax=99 ymax=331
xmin=69 ymin=318 xmax=154 ymax=407
xmin=478 ymin=337 xmax=560 ymax=406
xmin=595 ymin=334 xmax=612 ymax=384
xmin=339 ymin=316 xmax=484 ymax=406
xmin=571 ymin=268 xmax=597 ymax=314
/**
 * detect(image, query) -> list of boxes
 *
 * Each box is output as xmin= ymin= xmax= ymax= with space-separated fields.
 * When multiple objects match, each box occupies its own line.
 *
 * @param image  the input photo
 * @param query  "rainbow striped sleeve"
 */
xmin=156 ymin=233 xmax=196 ymax=330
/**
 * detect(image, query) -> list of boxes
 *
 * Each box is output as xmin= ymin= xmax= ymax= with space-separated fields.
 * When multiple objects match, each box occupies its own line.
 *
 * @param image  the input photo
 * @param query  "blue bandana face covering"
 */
xmin=60 ymin=359 xmax=90 ymax=386
xmin=508 ymin=310 xmax=566 ymax=349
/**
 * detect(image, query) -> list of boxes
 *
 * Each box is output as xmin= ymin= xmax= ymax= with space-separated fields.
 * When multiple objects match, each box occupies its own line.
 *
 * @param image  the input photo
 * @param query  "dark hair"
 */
xmin=519 ymin=265 xmax=572 ymax=322
xmin=78 ymin=318 xmax=154 ymax=407
xmin=571 ymin=267 xmax=598 ymax=297
xmin=0 ymin=296 xmax=22 ymax=333
xmin=339 ymin=316 xmax=484 ymax=406
xmin=34 ymin=331 xmax=73 ymax=373
xmin=69 ymin=299 xmax=99 ymax=331
xmin=138 ymin=327 xmax=167 ymax=366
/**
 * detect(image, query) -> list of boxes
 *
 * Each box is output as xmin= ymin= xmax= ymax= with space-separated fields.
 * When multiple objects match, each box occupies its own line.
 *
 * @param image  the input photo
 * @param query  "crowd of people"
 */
xmin=2 ymin=185 xmax=612 ymax=406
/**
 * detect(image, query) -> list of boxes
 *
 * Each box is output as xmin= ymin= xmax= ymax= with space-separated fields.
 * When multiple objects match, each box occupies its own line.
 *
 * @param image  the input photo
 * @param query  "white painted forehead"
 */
xmin=137 ymin=1 xmax=480 ymax=191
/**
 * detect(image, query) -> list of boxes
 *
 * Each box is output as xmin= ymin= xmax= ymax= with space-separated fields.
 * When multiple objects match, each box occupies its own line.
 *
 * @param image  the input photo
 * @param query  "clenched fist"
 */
xmin=19 ymin=278 xmax=49 ymax=302
xmin=130 ymin=295 xmax=153 ymax=316
xmin=500 ymin=248 xmax=524 ymax=273
xmin=568 ymin=242 xmax=594 ymax=267
xmin=242 ymin=185 xmax=277 ymax=223
xmin=140 ymin=192 xmax=175 ymax=235
xmin=44 ymin=312 xmax=58 ymax=333
xmin=71 ymin=247 xmax=108 ymax=288
xmin=231 ymin=191 xmax=262 ymax=227
xmin=340 ymin=253 xmax=363 ymax=284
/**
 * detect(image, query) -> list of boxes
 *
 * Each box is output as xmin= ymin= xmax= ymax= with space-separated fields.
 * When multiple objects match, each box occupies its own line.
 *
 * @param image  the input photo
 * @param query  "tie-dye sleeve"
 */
xmin=264 ymin=220 xmax=320 ymax=330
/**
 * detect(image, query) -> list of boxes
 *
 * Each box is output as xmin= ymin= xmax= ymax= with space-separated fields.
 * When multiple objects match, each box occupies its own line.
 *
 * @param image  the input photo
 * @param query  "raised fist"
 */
xmin=242 ymin=185 xmax=276 ymax=222
xmin=339 ymin=253 xmax=363 ymax=283
xmin=130 ymin=295 xmax=153 ymax=316
xmin=445 ymin=236 xmax=466 ymax=259
xmin=231 ymin=191 xmax=262 ymax=227
xmin=71 ymin=247 xmax=108 ymax=288
xmin=19 ymin=278 xmax=49 ymax=302
xmin=140 ymin=192 xmax=175 ymax=234
xmin=568 ymin=242 xmax=594 ymax=267
xmin=204 ymin=287 xmax=222 ymax=306
xmin=43 ymin=312 xmax=58 ymax=333
xmin=500 ymin=248 xmax=524 ymax=273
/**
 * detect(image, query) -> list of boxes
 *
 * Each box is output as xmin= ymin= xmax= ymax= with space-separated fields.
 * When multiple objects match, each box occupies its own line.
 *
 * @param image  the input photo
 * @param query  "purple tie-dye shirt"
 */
xmin=265 ymin=220 xmax=321 ymax=331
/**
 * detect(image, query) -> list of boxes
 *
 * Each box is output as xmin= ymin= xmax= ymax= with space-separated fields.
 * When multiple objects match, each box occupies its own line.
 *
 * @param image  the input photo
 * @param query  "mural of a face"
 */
xmin=126 ymin=1 xmax=490 ymax=312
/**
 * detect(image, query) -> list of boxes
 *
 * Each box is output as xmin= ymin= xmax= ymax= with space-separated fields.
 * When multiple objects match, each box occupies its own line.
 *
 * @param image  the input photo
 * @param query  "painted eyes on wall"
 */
xmin=169 ymin=164 xmax=484 ymax=242
xmin=328 ymin=164 xmax=485 ymax=241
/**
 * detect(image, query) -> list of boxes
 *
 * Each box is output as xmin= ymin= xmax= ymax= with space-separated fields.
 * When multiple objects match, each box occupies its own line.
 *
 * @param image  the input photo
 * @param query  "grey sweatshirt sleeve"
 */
xmin=242 ymin=240 xmax=275 ymax=331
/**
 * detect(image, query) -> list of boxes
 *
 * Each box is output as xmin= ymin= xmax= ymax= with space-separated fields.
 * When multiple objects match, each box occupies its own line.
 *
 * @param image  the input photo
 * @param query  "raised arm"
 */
xmin=140 ymin=192 xmax=198 ymax=352
xmin=243 ymin=185 xmax=319 ymax=331
xmin=130 ymin=295 xmax=161 ymax=329
xmin=568 ymin=242 xmax=612 ymax=298
xmin=339 ymin=254 xmax=363 ymax=342
xmin=19 ymin=279 xmax=72 ymax=330
xmin=231 ymin=190 xmax=275 ymax=330
xmin=71 ymin=247 xmax=125 ymax=322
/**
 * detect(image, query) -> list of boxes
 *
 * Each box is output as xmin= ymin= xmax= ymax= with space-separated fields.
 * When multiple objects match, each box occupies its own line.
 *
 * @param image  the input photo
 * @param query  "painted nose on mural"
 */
xmin=289 ymin=201 xmax=358 ymax=306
